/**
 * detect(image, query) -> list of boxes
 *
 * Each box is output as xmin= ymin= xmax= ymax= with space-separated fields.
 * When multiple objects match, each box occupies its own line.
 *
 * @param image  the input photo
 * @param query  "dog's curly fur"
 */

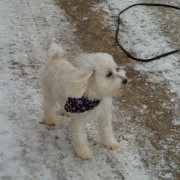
xmin=40 ymin=43 xmax=127 ymax=159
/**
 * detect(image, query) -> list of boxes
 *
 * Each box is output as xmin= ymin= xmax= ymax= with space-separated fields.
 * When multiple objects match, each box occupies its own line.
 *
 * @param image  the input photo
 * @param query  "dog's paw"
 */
xmin=75 ymin=145 xmax=91 ymax=160
xmin=103 ymin=140 xmax=118 ymax=150
xmin=60 ymin=109 xmax=70 ymax=117
xmin=44 ymin=117 xmax=57 ymax=126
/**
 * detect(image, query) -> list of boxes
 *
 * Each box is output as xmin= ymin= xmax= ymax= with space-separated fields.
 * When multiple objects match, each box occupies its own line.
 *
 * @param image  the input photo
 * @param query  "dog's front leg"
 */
xmin=71 ymin=118 xmax=91 ymax=160
xmin=98 ymin=103 xmax=118 ymax=150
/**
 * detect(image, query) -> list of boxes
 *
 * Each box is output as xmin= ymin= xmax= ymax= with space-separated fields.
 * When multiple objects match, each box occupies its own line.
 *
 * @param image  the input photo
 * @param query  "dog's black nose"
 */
xmin=122 ymin=79 xmax=128 ymax=84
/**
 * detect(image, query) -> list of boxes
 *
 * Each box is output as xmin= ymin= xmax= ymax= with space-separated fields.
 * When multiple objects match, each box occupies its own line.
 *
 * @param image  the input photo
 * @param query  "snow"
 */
xmin=172 ymin=118 xmax=180 ymax=126
xmin=0 ymin=0 xmax=179 ymax=179
xmin=96 ymin=0 xmax=180 ymax=97
xmin=0 ymin=0 xmax=152 ymax=179
xmin=96 ymin=0 xmax=180 ymax=131
xmin=95 ymin=0 xmax=180 ymax=179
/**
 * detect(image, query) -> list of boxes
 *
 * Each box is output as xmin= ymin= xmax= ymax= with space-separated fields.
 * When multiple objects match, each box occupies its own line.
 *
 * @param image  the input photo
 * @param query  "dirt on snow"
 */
xmin=57 ymin=0 xmax=180 ymax=179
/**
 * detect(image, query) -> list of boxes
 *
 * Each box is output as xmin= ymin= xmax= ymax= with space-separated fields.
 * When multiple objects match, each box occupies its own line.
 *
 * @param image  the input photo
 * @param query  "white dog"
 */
xmin=40 ymin=43 xmax=127 ymax=159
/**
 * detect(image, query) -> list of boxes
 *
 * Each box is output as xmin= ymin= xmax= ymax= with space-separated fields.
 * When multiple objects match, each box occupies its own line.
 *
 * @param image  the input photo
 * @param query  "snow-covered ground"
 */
xmin=96 ymin=0 xmax=180 ymax=179
xmin=0 ymin=0 xmax=179 ymax=179
xmin=96 ymin=0 xmax=180 ymax=125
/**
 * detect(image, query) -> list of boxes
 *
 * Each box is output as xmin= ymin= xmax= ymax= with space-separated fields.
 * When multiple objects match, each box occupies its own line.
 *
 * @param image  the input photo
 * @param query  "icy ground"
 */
xmin=97 ymin=0 xmax=180 ymax=100
xmin=96 ymin=0 xmax=180 ymax=126
xmin=96 ymin=0 xmax=180 ymax=179
xmin=0 ymin=0 xmax=179 ymax=180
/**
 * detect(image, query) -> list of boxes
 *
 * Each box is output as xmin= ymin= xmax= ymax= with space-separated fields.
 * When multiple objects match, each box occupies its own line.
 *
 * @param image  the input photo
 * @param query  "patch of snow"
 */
xmin=172 ymin=119 xmax=180 ymax=126
xmin=0 ymin=0 xmax=157 ymax=179
xmin=0 ymin=0 xmax=78 ymax=179
xmin=96 ymin=0 xmax=180 ymax=179
xmin=96 ymin=0 xmax=180 ymax=98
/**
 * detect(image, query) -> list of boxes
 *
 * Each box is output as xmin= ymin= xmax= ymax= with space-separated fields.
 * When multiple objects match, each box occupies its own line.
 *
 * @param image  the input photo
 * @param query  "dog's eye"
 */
xmin=106 ymin=71 xmax=112 ymax=77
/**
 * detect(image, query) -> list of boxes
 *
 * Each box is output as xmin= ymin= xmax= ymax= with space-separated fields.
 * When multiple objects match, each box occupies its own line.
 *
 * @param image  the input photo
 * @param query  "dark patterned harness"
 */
xmin=64 ymin=96 xmax=100 ymax=113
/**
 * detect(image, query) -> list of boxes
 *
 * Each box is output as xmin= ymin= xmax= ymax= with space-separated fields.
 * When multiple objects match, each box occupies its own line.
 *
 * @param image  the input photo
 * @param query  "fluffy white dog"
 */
xmin=40 ymin=43 xmax=127 ymax=159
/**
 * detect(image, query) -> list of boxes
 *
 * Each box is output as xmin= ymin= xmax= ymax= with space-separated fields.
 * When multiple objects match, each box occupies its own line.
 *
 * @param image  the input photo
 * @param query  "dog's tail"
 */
xmin=45 ymin=42 xmax=65 ymax=63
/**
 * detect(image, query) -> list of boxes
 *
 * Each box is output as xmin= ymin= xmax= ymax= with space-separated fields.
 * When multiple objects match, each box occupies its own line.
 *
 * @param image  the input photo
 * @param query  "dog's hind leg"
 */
xmin=43 ymin=95 xmax=57 ymax=126
xmin=71 ymin=118 xmax=91 ymax=160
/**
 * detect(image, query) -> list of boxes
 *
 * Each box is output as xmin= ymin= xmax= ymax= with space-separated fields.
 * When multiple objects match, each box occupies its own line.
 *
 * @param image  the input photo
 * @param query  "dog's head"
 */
xmin=66 ymin=53 xmax=127 ymax=99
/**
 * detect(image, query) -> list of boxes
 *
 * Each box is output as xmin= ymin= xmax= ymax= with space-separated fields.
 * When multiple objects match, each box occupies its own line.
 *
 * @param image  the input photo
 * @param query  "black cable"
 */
xmin=115 ymin=3 xmax=180 ymax=62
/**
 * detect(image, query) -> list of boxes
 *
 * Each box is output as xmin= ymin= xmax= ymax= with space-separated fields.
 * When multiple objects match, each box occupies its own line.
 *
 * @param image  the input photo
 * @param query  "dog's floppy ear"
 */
xmin=66 ymin=70 xmax=93 ymax=98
